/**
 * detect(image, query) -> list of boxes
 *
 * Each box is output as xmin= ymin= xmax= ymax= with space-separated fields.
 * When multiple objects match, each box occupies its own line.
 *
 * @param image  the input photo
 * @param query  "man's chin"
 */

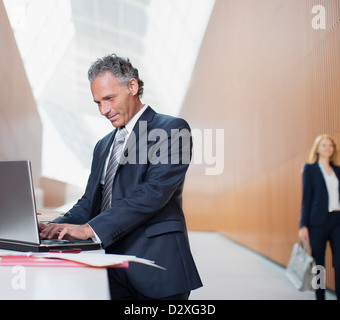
xmin=110 ymin=119 xmax=120 ymax=127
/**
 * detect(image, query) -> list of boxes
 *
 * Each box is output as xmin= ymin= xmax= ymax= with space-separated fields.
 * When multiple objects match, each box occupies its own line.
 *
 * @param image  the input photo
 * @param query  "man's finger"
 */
xmin=58 ymin=227 xmax=68 ymax=240
xmin=40 ymin=224 xmax=61 ymax=239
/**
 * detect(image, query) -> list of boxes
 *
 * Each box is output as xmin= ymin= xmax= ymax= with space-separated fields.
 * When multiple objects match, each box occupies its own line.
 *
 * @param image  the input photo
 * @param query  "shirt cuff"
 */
xmin=86 ymin=223 xmax=102 ymax=244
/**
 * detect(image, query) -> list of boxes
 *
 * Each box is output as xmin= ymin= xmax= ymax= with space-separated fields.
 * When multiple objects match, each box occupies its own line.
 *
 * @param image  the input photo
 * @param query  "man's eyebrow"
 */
xmin=94 ymin=94 xmax=116 ymax=104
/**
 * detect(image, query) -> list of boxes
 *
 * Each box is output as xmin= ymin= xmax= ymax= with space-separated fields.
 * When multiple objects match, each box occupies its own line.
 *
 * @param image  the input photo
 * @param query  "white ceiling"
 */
xmin=4 ymin=0 xmax=215 ymax=187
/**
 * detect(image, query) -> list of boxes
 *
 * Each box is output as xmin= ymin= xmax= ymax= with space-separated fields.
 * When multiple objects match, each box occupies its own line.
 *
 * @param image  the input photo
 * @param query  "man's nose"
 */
xmin=100 ymin=102 xmax=111 ymax=116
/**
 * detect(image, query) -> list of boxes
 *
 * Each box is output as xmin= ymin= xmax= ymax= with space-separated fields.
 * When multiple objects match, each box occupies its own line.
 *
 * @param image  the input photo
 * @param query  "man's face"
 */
xmin=90 ymin=71 xmax=139 ymax=128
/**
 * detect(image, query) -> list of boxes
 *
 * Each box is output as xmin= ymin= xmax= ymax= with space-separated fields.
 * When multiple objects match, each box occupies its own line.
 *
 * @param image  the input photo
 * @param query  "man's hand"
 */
xmin=39 ymin=223 xmax=94 ymax=240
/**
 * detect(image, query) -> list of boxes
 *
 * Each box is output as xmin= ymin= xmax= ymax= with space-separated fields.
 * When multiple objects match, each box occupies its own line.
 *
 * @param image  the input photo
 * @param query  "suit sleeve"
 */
xmin=87 ymin=118 xmax=192 ymax=248
xmin=299 ymin=164 xmax=312 ymax=228
xmin=52 ymin=141 xmax=101 ymax=225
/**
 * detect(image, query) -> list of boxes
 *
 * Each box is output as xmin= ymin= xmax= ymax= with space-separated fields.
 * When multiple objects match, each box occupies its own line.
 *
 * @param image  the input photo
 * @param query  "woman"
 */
xmin=299 ymin=134 xmax=340 ymax=300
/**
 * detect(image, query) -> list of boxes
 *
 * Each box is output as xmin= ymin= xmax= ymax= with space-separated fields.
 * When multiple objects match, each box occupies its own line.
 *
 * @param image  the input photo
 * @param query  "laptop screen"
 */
xmin=0 ymin=160 xmax=40 ymax=244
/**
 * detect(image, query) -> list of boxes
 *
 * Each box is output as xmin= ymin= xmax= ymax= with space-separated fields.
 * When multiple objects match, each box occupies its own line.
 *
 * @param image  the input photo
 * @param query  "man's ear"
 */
xmin=128 ymin=78 xmax=139 ymax=96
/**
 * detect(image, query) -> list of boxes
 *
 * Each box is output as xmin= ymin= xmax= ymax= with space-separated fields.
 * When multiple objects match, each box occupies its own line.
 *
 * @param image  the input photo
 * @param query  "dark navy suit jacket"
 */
xmin=53 ymin=106 xmax=202 ymax=298
xmin=300 ymin=162 xmax=340 ymax=228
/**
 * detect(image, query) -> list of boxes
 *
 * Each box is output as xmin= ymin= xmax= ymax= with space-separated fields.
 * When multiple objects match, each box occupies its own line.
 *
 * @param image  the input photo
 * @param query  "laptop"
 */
xmin=0 ymin=160 xmax=101 ymax=252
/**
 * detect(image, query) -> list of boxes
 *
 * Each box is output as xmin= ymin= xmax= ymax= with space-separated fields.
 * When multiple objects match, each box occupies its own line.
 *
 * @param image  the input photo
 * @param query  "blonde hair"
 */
xmin=308 ymin=134 xmax=338 ymax=164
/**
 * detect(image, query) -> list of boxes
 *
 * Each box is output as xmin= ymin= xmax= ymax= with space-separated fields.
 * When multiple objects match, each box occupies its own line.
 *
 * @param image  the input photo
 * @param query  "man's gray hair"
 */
xmin=88 ymin=53 xmax=144 ymax=97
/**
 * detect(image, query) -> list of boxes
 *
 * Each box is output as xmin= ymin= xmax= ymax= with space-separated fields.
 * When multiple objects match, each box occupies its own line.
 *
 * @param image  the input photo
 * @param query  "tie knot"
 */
xmin=116 ymin=126 xmax=128 ymax=141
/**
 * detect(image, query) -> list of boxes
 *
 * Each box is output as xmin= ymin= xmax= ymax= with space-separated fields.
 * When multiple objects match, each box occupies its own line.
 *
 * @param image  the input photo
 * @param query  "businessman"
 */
xmin=39 ymin=54 xmax=202 ymax=300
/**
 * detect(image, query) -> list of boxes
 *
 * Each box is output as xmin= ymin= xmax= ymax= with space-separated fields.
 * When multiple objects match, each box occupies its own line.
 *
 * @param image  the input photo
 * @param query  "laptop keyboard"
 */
xmin=41 ymin=239 xmax=94 ymax=245
xmin=41 ymin=239 xmax=72 ymax=245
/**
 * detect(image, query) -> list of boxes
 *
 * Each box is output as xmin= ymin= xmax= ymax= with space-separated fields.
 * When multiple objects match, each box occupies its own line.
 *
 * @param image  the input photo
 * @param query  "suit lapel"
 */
xmin=94 ymin=129 xmax=117 ymax=186
xmin=89 ymin=129 xmax=117 ymax=218
xmin=123 ymin=106 xmax=156 ymax=160
xmin=314 ymin=162 xmax=340 ymax=199
xmin=332 ymin=165 xmax=340 ymax=196
xmin=313 ymin=162 xmax=327 ymax=189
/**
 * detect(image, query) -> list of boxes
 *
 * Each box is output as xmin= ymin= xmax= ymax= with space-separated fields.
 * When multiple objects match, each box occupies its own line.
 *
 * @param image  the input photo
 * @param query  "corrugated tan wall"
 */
xmin=0 ymin=1 xmax=42 ymax=184
xmin=181 ymin=0 xmax=339 ymax=291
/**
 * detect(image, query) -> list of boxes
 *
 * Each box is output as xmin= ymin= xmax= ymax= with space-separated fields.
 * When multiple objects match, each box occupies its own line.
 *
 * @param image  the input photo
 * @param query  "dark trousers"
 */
xmin=107 ymin=268 xmax=190 ymax=300
xmin=309 ymin=212 xmax=340 ymax=300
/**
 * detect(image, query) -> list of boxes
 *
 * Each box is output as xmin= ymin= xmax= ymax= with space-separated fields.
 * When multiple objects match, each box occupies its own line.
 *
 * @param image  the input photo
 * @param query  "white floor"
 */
xmin=188 ymin=231 xmax=336 ymax=300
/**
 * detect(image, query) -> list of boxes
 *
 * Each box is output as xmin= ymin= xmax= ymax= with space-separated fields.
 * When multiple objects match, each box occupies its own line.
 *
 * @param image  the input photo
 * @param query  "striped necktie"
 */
xmin=101 ymin=126 xmax=128 ymax=212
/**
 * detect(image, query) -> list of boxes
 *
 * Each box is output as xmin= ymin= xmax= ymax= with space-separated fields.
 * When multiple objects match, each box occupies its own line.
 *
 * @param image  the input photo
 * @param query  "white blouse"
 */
xmin=319 ymin=164 xmax=340 ymax=211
